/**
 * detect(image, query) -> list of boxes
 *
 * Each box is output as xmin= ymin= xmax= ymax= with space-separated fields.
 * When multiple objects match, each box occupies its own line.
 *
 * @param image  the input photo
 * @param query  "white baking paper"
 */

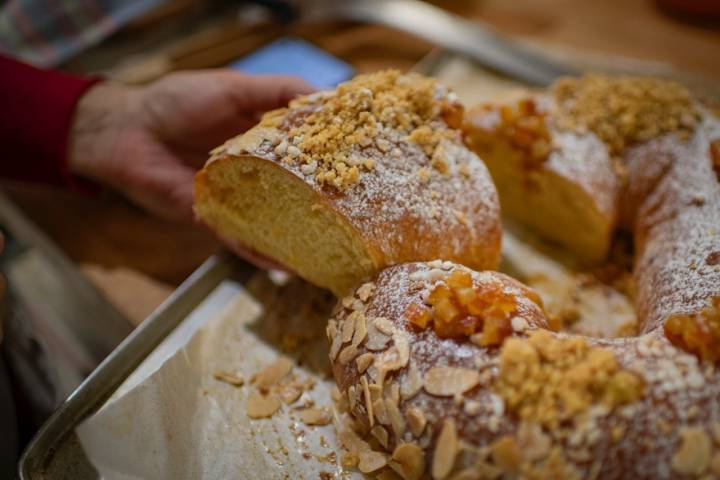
xmin=77 ymin=274 xmax=355 ymax=480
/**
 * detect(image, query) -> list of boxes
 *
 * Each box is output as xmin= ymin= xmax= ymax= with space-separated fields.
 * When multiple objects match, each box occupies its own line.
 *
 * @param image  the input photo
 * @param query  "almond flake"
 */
xmin=464 ymin=400 xmax=481 ymax=415
xmin=386 ymin=398 xmax=406 ymax=437
xmin=356 ymin=353 xmax=375 ymax=373
xmin=672 ymin=427 xmax=712 ymax=475
xmin=369 ymin=383 xmax=384 ymax=402
xmin=366 ymin=319 xmax=391 ymax=351
xmin=516 ymin=422 xmax=551 ymax=462
xmin=348 ymin=385 xmax=357 ymax=411
xmin=247 ymin=391 xmax=281 ymax=418
xmin=339 ymin=345 xmax=360 ymax=364
xmin=342 ymin=314 xmax=357 ymax=343
xmin=326 ymin=320 xmax=337 ymax=341
xmin=374 ymin=317 xmax=396 ymax=335
xmin=490 ymin=436 xmax=522 ymax=473
xmin=401 ymin=363 xmax=423 ymax=400
xmin=362 ymin=376 xmax=374 ymax=426
xmin=342 ymin=295 xmax=355 ymax=309
xmin=352 ymin=313 xmax=368 ymax=347
xmin=424 ymin=367 xmax=481 ymax=397
xmin=358 ymin=450 xmax=388 ymax=473
xmin=374 ymin=398 xmax=390 ymax=426
xmin=278 ymin=382 xmax=303 ymax=404
xmin=330 ymin=332 xmax=343 ymax=361
xmin=213 ymin=371 xmax=244 ymax=387
xmin=253 ymin=358 xmax=293 ymax=388
xmin=391 ymin=443 xmax=425 ymax=480
xmin=406 ymin=407 xmax=427 ymax=437
xmin=371 ymin=425 xmax=390 ymax=449
xmin=711 ymin=422 xmax=720 ymax=444
xmin=357 ymin=282 xmax=375 ymax=301
xmin=432 ymin=420 xmax=458 ymax=479
xmin=389 ymin=383 xmax=401 ymax=406
xmin=298 ymin=407 xmax=332 ymax=426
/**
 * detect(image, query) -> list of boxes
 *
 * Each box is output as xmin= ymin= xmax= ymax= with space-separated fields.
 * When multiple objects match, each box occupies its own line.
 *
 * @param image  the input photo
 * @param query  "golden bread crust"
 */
xmin=195 ymin=72 xmax=501 ymax=294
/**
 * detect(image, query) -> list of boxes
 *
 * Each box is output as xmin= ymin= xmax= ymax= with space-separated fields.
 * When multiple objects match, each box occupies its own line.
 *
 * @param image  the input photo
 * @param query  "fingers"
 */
xmin=220 ymin=71 xmax=316 ymax=113
xmin=117 ymin=160 xmax=197 ymax=223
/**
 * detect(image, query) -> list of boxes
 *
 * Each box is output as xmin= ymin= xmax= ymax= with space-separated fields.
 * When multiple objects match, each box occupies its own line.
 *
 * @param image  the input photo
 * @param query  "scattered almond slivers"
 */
xmin=424 ymin=367 xmax=481 ymax=397
xmin=213 ymin=371 xmax=244 ymax=387
xmin=390 ymin=442 xmax=425 ymax=480
xmin=432 ymin=419 xmax=459 ymax=479
xmin=298 ymin=407 xmax=332 ymax=426
xmin=247 ymin=390 xmax=281 ymax=419
xmin=358 ymin=450 xmax=388 ymax=473
xmin=252 ymin=357 xmax=293 ymax=388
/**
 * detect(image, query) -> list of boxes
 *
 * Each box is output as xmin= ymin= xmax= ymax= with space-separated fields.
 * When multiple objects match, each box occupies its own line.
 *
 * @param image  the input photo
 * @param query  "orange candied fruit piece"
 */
xmin=664 ymin=297 xmax=720 ymax=363
xmin=405 ymin=302 xmax=431 ymax=329
xmin=406 ymin=269 xmax=524 ymax=345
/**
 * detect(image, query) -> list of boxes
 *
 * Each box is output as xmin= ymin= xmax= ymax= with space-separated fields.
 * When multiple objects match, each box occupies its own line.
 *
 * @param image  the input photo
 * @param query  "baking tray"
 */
xmin=18 ymin=251 xmax=255 ymax=479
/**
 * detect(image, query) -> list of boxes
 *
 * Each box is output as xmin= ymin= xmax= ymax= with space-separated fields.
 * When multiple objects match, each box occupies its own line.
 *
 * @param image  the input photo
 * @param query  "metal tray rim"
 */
xmin=18 ymin=251 xmax=249 ymax=479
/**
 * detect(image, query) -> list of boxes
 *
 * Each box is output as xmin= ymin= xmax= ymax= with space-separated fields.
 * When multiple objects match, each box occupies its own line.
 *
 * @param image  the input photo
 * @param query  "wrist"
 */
xmin=67 ymin=81 xmax=139 ymax=183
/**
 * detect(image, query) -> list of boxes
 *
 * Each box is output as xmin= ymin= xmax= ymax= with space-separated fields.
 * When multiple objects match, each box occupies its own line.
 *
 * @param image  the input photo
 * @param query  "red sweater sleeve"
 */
xmin=0 ymin=55 xmax=102 ymax=187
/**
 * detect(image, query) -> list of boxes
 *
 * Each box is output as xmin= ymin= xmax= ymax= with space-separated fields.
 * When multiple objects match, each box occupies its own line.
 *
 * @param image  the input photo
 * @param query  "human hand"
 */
xmin=68 ymin=70 xmax=313 ymax=222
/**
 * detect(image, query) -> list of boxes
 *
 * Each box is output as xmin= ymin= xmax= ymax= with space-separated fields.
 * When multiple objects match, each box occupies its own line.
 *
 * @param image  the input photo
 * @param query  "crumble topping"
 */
xmin=495 ymin=330 xmax=644 ymax=429
xmin=553 ymin=74 xmax=699 ymax=154
xmin=267 ymin=69 xmax=463 ymax=189
xmin=664 ymin=296 xmax=720 ymax=362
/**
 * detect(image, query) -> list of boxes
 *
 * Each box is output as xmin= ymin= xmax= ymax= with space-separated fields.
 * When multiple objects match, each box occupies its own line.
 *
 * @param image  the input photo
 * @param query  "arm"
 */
xmin=0 ymin=54 xmax=100 ymax=187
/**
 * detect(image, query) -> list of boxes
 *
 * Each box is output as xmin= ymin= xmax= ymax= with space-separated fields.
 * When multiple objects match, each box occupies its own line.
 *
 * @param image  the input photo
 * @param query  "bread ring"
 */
xmin=329 ymin=76 xmax=720 ymax=479
xmin=195 ymin=71 xmax=501 ymax=296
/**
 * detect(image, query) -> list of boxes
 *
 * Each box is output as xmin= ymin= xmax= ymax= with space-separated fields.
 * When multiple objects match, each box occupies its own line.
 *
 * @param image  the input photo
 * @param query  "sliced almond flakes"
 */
xmin=358 ymin=450 xmax=388 ymax=473
xmin=386 ymin=397 xmax=406 ymax=438
xmin=252 ymin=358 xmax=293 ymax=388
xmin=247 ymin=391 xmax=281 ymax=419
xmin=371 ymin=425 xmax=390 ymax=449
xmin=342 ymin=314 xmax=357 ymax=343
xmin=400 ymin=363 xmax=423 ymax=400
xmin=391 ymin=443 xmax=425 ymax=480
xmin=374 ymin=317 xmax=396 ymax=335
xmin=424 ymin=367 xmax=481 ymax=397
xmin=356 ymin=352 xmax=375 ymax=373
xmin=348 ymin=385 xmax=357 ymax=411
xmin=351 ymin=312 xmax=368 ymax=347
xmin=432 ymin=419 xmax=459 ymax=479
xmin=213 ymin=371 xmax=244 ymax=387
xmin=362 ymin=376 xmax=374 ymax=426
xmin=298 ymin=407 xmax=332 ymax=426
xmin=339 ymin=345 xmax=360 ymax=365
xmin=671 ymin=427 xmax=712 ymax=475
xmin=406 ymin=407 xmax=427 ymax=437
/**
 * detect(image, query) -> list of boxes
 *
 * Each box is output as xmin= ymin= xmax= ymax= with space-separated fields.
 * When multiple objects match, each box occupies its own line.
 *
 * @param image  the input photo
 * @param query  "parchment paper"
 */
xmin=77 ymin=274 xmax=355 ymax=480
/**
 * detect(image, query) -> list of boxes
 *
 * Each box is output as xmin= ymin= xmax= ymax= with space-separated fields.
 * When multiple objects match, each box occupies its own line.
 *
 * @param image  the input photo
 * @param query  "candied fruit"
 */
xmin=465 ymin=98 xmax=552 ymax=168
xmin=405 ymin=269 xmax=537 ymax=345
xmin=664 ymin=297 xmax=720 ymax=363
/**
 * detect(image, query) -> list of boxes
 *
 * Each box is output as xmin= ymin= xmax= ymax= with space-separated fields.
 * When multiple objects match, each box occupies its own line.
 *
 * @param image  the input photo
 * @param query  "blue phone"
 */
xmin=229 ymin=37 xmax=355 ymax=88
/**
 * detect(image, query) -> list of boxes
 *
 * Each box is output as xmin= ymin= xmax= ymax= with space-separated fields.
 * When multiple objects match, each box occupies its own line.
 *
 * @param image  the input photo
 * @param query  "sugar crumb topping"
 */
xmin=553 ymin=74 xmax=699 ymax=154
xmin=496 ymin=330 xmax=644 ymax=429
xmin=265 ymin=69 xmax=463 ymax=189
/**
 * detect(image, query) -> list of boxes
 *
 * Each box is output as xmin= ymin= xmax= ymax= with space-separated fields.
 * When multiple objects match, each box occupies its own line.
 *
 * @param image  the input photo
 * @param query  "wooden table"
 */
xmin=5 ymin=0 xmax=719 ymax=325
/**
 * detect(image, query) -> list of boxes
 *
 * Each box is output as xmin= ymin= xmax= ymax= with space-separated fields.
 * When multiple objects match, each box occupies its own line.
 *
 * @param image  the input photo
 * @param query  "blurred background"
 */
xmin=1 ymin=0 xmax=719 ymax=472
